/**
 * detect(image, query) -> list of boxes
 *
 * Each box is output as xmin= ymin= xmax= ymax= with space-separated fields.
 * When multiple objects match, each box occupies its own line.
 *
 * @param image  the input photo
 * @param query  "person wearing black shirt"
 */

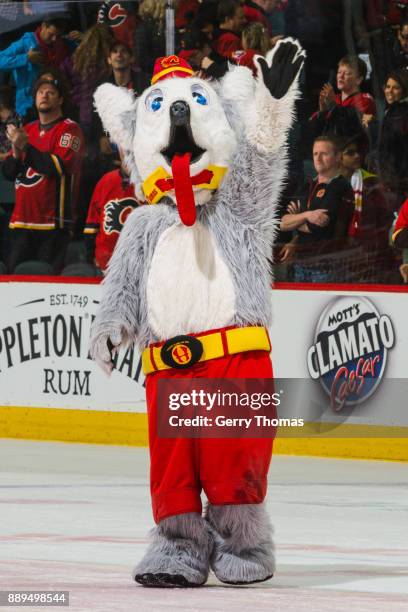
xmin=280 ymin=135 xmax=354 ymax=282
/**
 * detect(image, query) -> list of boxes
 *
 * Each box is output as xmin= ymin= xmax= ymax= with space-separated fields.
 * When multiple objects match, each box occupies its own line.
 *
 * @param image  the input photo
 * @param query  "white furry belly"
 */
xmin=146 ymin=222 xmax=236 ymax=339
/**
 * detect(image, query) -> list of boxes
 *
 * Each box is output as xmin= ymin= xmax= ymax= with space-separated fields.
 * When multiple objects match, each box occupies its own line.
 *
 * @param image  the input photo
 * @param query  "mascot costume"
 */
xmin=90 ymin=38 xmax=305 ymax=588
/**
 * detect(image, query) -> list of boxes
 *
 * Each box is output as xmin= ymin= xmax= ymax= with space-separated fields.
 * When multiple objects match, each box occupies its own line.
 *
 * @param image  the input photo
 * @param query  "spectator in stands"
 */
xmin=377 ymin=70 xmax=408 ymax=204
xmin=104 ymin=40 xmax=149 ymax=91
xmin=0 ymin=85 xmax=19 ymax=162
xmin=0 ymin=17 xmax=76 ymax=119
xmin=391 ymin=20 xmax=408 ymax=71
xmin=61 ymin=24 xmax=113 ymax=142
xmin=95 ymin=41 xmax=149 ymax=166
xmin=213 ymin=0 xmax=246 ymax=59
xmin=243 ymin=0 xmax=274 ymax=35
xmin=279 ymin=135 xmax=354 ymax=282
xmin=200 ymin=20 xmax=272 ymax=79
xmin=309 ymin=55 xmax=376 ymax=141
xmin=231 ymin=21 xmax=272 ymax=74
xmin=134 ymin=0 xmax=167 ymax=74
xmin=1 ymin=70 xmax=85 ymax=273
xmin=84 ymin=151 xmax=141 ymax=272
xmin=97 ymin=1 xmax=138 ymax=51
xmin=339 ymin=137 xmax=395 ymax=282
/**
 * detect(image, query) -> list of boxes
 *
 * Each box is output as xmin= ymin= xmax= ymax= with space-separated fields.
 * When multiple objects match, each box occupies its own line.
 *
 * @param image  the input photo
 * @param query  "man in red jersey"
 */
xmin=2 ymin=70 xmax=85 ymax=273
xmin=84 ymin=155 xmax=141 ymax=272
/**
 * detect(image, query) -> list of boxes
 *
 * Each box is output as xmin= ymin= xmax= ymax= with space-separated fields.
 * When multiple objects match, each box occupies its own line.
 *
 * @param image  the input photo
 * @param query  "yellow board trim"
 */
xmin=1 ymin=406 xmax=407 ymax=461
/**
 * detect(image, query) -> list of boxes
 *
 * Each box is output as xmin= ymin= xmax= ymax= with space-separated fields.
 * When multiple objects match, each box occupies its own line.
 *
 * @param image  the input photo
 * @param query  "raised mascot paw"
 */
xmin=256 ymin=38 xmax=306 ymax=100
xmin=89 ymin=325 xmax=124 ymax=376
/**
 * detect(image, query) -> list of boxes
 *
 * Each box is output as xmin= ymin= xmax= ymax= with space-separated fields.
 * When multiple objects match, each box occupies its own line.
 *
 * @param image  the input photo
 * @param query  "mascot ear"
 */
xmin=94 ymin=83 xmax=136 ymax=150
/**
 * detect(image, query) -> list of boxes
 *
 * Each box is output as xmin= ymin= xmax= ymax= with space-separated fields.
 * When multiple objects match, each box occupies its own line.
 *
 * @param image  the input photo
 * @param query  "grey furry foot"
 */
xmin=133 ymin=513 xmax=213 ymax=588
xmin=206 ymin=503 xmax=275 ymax=585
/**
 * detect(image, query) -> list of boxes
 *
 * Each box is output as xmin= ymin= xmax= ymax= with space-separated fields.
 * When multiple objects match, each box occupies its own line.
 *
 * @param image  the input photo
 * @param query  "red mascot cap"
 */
xmin=151 ymin=55 xmax=194 ymax=85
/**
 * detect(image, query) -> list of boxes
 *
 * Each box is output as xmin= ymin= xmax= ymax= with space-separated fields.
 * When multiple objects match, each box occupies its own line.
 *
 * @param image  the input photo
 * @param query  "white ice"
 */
xmin=0 ymin=440 xmax=407 ymax=611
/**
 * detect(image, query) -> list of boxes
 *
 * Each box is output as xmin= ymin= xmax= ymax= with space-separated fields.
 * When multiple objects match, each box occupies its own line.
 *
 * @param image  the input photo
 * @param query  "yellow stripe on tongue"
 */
xmin=171 ymin=152 xmax=196 ymax=226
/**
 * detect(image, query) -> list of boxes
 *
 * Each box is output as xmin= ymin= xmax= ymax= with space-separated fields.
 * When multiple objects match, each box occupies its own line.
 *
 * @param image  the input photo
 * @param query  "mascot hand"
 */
xmin=90 ymin=325 xmax=124 ymax=376
xmin=257 ymin=38 xmax=305 ymax=100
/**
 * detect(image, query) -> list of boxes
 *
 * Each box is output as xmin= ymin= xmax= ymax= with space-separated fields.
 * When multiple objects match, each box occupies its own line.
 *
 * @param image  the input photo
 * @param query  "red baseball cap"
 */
xmin=151 ymin=55 xmax=194 ymax=85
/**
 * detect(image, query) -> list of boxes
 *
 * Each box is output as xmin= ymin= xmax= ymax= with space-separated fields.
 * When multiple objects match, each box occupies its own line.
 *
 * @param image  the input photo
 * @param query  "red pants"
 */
xmin=145 ymin=349 xmax=274 ymax=523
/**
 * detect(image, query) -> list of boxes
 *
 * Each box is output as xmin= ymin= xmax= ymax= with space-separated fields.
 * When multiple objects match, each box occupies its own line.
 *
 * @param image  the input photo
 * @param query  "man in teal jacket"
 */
xmin=0 ymin=17 xmax=73 ymax=118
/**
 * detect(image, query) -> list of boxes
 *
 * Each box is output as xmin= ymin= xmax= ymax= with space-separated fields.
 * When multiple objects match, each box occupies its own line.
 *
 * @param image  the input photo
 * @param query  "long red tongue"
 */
xmin=171 ymin=152 xmax=196 ymax=226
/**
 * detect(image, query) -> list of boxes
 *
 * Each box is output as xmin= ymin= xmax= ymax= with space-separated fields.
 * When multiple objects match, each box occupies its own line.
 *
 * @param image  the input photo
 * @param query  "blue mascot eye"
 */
xmin=151 ymin=97 xmax=163 ymax=111
xmin=191 ymin=84 xmax=209 ymax=106
xmin=145 ymin=89 xmax=164 ymax=112
xmin=192 ymin=91 xmax=207 ymax=105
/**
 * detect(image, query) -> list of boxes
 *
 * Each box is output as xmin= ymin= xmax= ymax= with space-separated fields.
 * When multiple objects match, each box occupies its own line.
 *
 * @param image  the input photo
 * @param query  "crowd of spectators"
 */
xmin=0 ymin=0 xmax=408 ymax=284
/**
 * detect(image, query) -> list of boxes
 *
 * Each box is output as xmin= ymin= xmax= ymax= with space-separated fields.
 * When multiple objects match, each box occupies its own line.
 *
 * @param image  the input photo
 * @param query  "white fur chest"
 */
xmin=146 ymin=222 xmax=236 ymax=339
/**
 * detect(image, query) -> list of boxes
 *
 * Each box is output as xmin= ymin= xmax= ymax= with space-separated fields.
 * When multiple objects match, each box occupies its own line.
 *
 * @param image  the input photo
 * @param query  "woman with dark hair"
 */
xmin=377 ymin=69 xmax=408 ymax=207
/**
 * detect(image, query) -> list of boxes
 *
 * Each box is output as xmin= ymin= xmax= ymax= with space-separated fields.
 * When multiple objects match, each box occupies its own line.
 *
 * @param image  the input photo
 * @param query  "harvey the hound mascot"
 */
xmin=90 ymin=39 xmax=305 ymax=587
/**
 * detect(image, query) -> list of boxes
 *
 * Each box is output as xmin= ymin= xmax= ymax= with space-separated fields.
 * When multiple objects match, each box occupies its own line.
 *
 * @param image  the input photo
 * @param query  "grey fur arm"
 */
xmin=89 ymin=207 xmax=144 ymax=372
xmin=217 ymin=38 xmax=305 ymax=231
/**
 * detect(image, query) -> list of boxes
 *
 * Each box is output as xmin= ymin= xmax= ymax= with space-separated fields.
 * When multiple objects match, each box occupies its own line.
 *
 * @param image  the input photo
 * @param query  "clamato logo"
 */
xmin=307 ymin=297 xmax=395 ymax=411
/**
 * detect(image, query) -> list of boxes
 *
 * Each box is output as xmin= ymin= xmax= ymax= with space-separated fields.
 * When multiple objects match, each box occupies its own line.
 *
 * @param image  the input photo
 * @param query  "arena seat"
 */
xmin=13 ymin=260 xmax=54 ymax=276
xmin=60 ymin=263 xmax=102 ymax=277
xmin=64 ymin=240 xmax=87 ymax=265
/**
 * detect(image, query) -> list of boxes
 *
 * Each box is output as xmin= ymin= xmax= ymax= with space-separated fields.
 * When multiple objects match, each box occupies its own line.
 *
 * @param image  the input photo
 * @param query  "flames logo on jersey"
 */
xmin=307 ymin=297 xmax=395 ymax=412
xmin=15 ymin=167 xmax=43 ymax=189
xmin=108 ymin=2 xmax=127 ymax=27
xmin=103 ymin=198 xmax=136 ymax=235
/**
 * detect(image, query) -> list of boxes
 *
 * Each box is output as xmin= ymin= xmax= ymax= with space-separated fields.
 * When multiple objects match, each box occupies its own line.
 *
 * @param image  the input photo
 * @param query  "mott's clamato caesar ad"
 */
xmin=307 ymin=296 xmax=396 ymax=412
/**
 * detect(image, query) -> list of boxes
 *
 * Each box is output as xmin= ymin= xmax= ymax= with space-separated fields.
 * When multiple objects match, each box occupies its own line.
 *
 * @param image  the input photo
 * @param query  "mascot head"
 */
xmin=94 ymin=55 xmax=237 ymax=226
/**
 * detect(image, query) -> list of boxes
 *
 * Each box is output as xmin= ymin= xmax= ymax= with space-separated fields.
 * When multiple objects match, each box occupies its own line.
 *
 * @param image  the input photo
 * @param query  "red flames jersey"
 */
xmin=334 ymin=92 xmax=376 ymax=116
xmin=84 ymin=169 xmax=139 ymax=271
xmin=10 ymin=118 xmax=84 ymax=231
xmin=98 ymin=2 xmax=137 ymax=50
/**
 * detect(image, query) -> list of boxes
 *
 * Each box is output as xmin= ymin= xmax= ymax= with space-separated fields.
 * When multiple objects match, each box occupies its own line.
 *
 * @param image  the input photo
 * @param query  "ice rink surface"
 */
xmin=0 ymin=440 xmax=407 ymax=612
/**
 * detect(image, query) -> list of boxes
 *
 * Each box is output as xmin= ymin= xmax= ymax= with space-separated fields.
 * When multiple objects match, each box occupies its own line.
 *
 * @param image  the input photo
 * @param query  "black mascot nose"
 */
xmin=170 ymin=100 xmax=190 ymax=125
